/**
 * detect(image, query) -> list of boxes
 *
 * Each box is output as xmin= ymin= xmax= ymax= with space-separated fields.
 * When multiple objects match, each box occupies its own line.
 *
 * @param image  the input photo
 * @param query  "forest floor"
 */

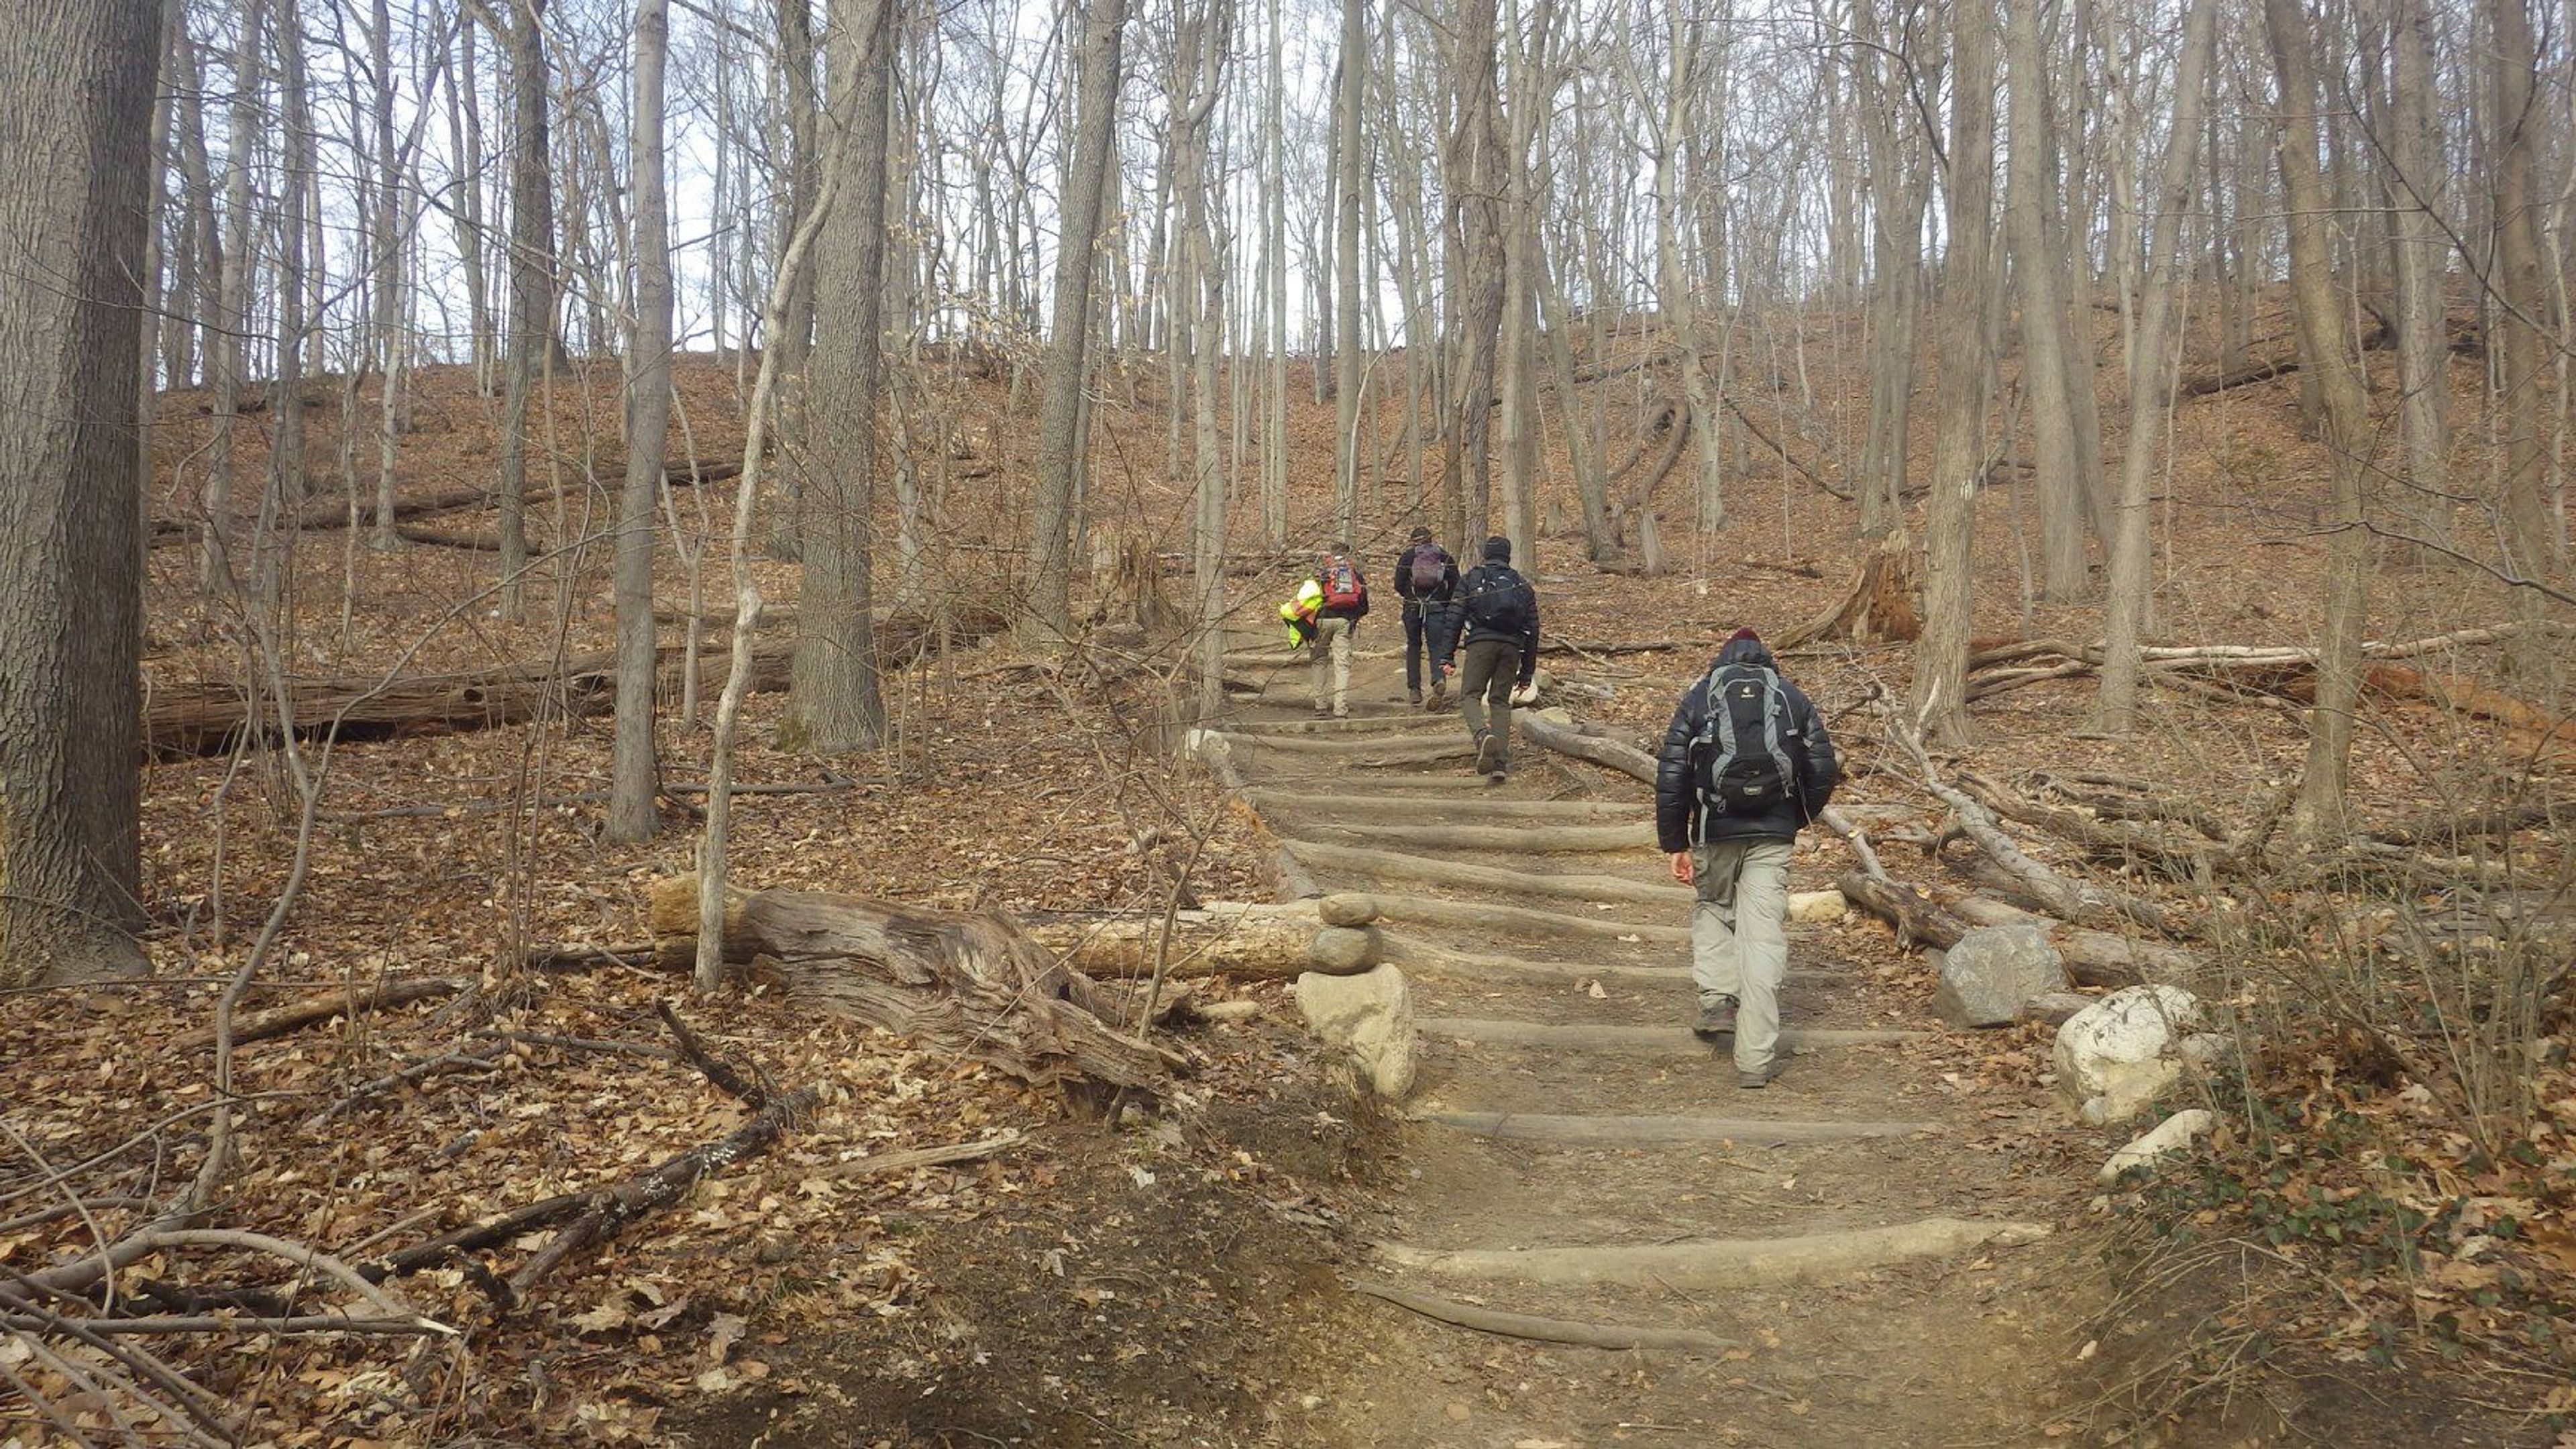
xmin=7 ymin=299 xmax=2573 ymax=1446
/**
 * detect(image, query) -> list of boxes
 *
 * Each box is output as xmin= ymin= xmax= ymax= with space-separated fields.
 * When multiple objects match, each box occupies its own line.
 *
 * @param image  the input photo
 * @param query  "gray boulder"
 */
xmin=1295 ymin=964 xmax=1417 ymax=1099
xmin=1307 ymin=926 xmax=1383 ymax=973
xmin=1931 ymin=924 xmax=2069 ymax=1028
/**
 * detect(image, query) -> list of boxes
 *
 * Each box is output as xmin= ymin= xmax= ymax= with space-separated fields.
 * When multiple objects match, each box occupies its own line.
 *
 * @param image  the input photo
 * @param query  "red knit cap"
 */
xmin=1728 ymin=626 xmax=1762 ymax=645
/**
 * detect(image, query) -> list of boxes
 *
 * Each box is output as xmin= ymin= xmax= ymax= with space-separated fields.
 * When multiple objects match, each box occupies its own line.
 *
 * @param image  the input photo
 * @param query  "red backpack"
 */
xmin=1320 ymin=557 xmax=1365 ymax=610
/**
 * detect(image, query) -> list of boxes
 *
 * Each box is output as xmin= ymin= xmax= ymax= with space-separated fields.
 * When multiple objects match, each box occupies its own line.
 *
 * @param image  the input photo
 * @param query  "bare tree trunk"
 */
xmin=0 ymin=0 xmax=157 ymax=985
xmin=495 ymin=0 xmax=555 ymax=619
xmin=767 ymin=0 xmax=820 ymax=561
xmin=1333 ymin=0 xmax=1366 ymax=539
xmin=789 ymin=0 xmax=897 ymax=753
xmin=268 ymin=0 xmax=312 ymax=526
xmin=1912 ymin=0 xmax=1998 ymax=747
xmin=2005 ymin=0 xmax=2094 ymax=600
xmin=2094 ymin=0 xmax=2216 ymax=735
xmin=1446 ymin=0 xmax=1506 ymax=546
xmin=2263 ymin=0 xmax=2377 ymax=839
xmin=609 ymin=0 xmax=676 ymax=843
xmin=1022 ymin=0 xmax=1127 ymax=645
xmin=206 ymin=0 xmax=267 ymax=596
xmin=2385 ymin=0 xmax=2451 ymax=562
xmin=2489 ymin=0 xmax=2559 ymax=686
xmin=1177 ymin=0 xmax=1234 ymax=716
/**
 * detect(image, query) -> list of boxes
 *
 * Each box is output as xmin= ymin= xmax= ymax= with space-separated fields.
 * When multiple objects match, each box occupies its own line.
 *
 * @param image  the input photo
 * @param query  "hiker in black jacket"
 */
xmin=1393 ymin=526 xmax=1459 ymax=708
xmin=1653 ymin=627 xmax=1840 ymax=1088
xmin=1437 ymin=536 xmax=1540 ymax=782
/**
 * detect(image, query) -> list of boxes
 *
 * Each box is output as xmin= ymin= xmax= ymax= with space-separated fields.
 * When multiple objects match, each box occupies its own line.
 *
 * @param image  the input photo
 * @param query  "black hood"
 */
xmin=1715 ymin=634 xmax=1776 ymax=669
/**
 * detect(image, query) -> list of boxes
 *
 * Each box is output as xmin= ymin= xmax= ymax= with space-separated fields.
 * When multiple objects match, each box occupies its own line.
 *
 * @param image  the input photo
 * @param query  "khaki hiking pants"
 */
xmin=1691 ymin=837 xmax=1794 ymax=1075
xmin=1309 ymin=615 xmax=1353 ymax=714
xmin=1457 ymin=637 xmax=1520 ymax=767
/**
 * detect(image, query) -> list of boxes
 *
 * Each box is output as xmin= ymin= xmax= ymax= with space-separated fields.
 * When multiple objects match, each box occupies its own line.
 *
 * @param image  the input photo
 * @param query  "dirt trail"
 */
xmin=1220 ymin=642 xmax=2090 ymax=1448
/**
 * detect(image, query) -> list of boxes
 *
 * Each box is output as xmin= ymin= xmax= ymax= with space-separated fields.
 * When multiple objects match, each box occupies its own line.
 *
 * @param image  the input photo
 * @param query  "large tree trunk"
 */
xmin=790 ymin=0 xmax=898 ymax=753
xmin=2385 ymin=0 xmax=2451 ymax=562
xmin=1445 ymin=0 xmax=1506 ymax=545
xmin=206 ymin=0 xmax=266 ymax=595
xmin=765 ymin=0 xmax=820 ymax=561
xmin=0 ymin=0 xmax=158 ymax=986
xmin=2004 ymin=0 xmax=2094 ymax=602
xmin=1332 ymin=0 xmax=1367 ymax=539
xmin=1912 ymin=0 xmax=1998 ymax=746
xmin=2489 ymin=0 xmax=2559 ymax=687
xmin=2264 ymin=0 xmax=2377 ymax=839
xmin=1022 ymin=0 xmax=1128 ymax=645
xmin=609 ymin=0 xmax=675 ymax=843
xmin=2094 ymin=0 xmax=2217 ymax=735
xmin=495 ymin=0 xmax=555 ymax=619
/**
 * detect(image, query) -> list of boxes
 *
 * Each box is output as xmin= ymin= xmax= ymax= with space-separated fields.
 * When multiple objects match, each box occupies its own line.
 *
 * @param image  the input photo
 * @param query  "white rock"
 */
xmin=1786 ymin=888 xmax=1847 ymax=923
xmin=1295 ymin=964 xmax=1417 ymax=1099
xmin=2053 ymin=983 xmax=2204 ymax=1126
xmin=2098 ymin=1108 xmax=2218 ymax=1184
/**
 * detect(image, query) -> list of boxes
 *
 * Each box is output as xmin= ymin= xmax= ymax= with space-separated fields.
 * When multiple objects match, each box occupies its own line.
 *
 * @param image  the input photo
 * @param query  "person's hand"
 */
xmin=1669 ymin=851 xmax=1693 ymax=885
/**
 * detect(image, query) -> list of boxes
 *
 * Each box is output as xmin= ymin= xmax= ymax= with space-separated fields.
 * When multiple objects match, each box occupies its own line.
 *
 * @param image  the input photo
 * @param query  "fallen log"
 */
xmin=1017 ymin=901 xmax=1330 ymax=979
xmin=1514 ymin=710 xmax=1659 ymax=782
xmin=148 ymin=456 xmax=745 ymax=547
xmin=646 ymin=875 xmax=1181 ymax=1091
xmin=1947 ymin=897 xmax=2205 ymax=988
xmin=172 ymin=977 xmax=466 ymax=1051
xmin=144 ymin=605 xmax=1004 ymax=757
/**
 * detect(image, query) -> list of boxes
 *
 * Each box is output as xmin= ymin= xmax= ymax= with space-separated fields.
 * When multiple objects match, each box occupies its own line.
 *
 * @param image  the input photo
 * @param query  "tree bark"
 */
xmin=0 ymin=0 xmax=158 ymax=985
xmin=765 ymin=0 xmax=820 ymax=561
xmin=608 ymin=0 xmax=675 ymax=843
xmin=1022 ymin=0 xmax=1128 ymax=645
xmin=790 ymin=0 xmax=898 ymax=753
xmin=1333 ymin=0 xmax=1367 ymax=539
xmin=2004 ymin=0 xmax=2094 ymax=601
xmin=2384 ymin=0 xmax=2451 ymax=561
xmin=2488 ymin=0 xmax=2558 ymax=685
xmin=2264 ymin=0 xmax=2377 ymax=840
xmin=495 ymin=0 xmax=555 ymax=619
xmin=1913 ymin=0 xmax=1998 ymax=746
xmin=2094 ymin=0 xmax=2216 ymax=735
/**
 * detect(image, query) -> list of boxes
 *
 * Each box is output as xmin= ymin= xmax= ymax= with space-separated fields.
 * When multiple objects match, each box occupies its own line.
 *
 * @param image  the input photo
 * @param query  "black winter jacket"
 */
xmin=1393 ymin=543 xmax=1459 ymax=605
xmin=1654 ymin=635 xmax=1840 ymax=851
xmin=1438 ymin=561 xmax=1539 ymax=683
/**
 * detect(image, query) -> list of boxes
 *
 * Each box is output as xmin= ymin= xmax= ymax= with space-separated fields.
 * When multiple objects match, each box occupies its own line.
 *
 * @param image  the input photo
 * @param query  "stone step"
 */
xmin=1417 ymin=1111 xmax=1937 ymax=1146
xmin=1417 ymin=1017 xmax=1927 ymax=1056
xmin=1375 ymin=1218 xmax=2052 ymax=1291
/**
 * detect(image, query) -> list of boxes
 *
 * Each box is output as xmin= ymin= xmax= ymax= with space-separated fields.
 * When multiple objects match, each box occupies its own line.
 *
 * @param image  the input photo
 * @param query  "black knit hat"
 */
xmin=1482 ymin=535 xmax=1512 ymax=561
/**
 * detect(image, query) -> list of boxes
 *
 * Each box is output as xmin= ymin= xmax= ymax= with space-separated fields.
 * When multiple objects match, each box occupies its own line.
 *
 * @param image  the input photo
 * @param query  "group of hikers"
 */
xmin=1276 ymin=533 xmax=1841 ymax=1090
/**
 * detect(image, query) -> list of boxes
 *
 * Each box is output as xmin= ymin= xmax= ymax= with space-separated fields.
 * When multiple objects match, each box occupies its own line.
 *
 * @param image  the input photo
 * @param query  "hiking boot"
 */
xmin=1474 ymin=733 xmax=1503 ymax=776
xmin=1737 ymin=1064 xmax=1776 ymax=1090
xmin=1409 ymin=689 xmax=1424 ymax=706
xmin=1425 ymin=676 xmax=1448 ymax=710
xmin=1693 ymin=996 xmax=1739 ymax=1039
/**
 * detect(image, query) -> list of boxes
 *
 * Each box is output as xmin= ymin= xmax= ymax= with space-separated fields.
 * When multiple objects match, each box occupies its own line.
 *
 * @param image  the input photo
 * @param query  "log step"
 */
xmin=1283 ymin=839 xmax=1693 ymax=908
xmin=1295 ymin=820 xmax=1658 ymax=853
xmin=1375 ymin=1218 xmax=2052 ymax=1291
xmin=1368 ymin=896 xmax=1690 ymax=945
xmin=1382 ymin=936 xmax=1831 ymax=987
xmin=1418 ymin=1112 xmax=1936 ymax=1145
xmin=1217 ymin=731 xmax=1470 ymax=761
xmin=1242 ymin=790 xmax=1641 ymax=822
xmin=1417 ymin=1017 xmax=1927 ymax=1056
xmin=1218 ymin=713 xmax=1452 ymax=739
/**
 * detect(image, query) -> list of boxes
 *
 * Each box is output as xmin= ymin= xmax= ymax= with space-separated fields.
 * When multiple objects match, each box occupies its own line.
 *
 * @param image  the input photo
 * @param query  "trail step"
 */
xmin=1219 ymin=714 xmax=1452 ymax=739
xmin=1368 ymin=896 xmax=1690 ymax=945
xmin=1284 ymin=839 xmax=1693 ymax=908
xmin=1219 ymin=731 xmax=1470 ymax=762
xmin=1242 ymin=790 xmax=1640 ymax=822
xmin=1418 ymin=1112 xmax=1936 ymax=1146
xmin=1417 ymin=1017 xmax=1927 ymax=1055
xmin=1383 ymin=936 xmax=1829 ymax=986
xmin=1375 ymin=1218 xmax=2053 ymax=1291
xmin=1292 ymin=820 xmax=1656 ymax=853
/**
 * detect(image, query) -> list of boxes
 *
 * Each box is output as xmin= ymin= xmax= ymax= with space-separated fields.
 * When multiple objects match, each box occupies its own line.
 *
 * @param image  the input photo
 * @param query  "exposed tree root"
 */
xmin=1344 ymin=1277 xmax=1737 ymax=1354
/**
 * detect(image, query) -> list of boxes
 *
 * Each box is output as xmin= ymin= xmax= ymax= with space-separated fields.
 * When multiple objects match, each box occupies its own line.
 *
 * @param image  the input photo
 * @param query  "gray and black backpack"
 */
xmin=1689 ymin=663 xmax=1800 ymax=817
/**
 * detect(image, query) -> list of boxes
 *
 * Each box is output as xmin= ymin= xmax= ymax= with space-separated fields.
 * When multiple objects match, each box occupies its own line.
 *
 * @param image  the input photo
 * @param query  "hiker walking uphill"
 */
xmin=1654 ymin=627 xmax=1841 ymax=1089
xmin=1290 ymin=546 xmax=1371 ymax=718
xmin=1438 ymin=537 xmax=1540 ymax=782
xmin=1393 ymin=527 xmax=1459 ymax=708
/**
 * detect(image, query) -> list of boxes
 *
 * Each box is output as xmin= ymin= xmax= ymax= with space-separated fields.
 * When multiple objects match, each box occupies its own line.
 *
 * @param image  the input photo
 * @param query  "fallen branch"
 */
xmin=148 ymin=456 xmax=745 ymax=547
xmin=1345 ymin=1277 xmax=1737 ymax=1354
xmin=171 ymin=977 xmax=465 ymax=1051
xmin=820 ymin=1130 xmax=1027 ymax=1180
